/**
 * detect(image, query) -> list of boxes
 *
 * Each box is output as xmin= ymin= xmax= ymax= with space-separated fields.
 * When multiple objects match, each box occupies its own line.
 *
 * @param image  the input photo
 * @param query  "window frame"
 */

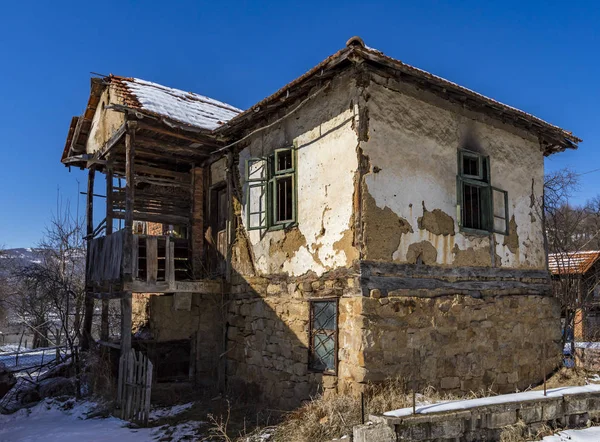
xmin=245 ymin=157 xmax=268 ymax=231
xmin=246 ymin=145 xmax=297 ymax=231
xmin=457 ymin=149 xmax=509 ymax=236
xmin=308 ymin=298 xmax=339 ymax=375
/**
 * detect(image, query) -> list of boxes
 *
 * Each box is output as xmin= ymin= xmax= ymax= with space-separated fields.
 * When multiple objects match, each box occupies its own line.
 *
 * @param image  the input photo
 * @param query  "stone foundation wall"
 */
xmin=356 ymin=294 xmax=561 ymax=393
xmin=134 ymin=292 xmax=223 ymax=386
xmin=225 ymin=271 xmax=362 ymax=409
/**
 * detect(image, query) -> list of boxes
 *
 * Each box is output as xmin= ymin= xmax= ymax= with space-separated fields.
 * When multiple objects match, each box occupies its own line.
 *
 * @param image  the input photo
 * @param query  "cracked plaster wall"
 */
xmin=85 ymin=86 xmax=126 ymax=155
xmin=238 ymin=74 xmax=360 ymax=277
xmin=360 ymin=76 xmax=546 ymax=269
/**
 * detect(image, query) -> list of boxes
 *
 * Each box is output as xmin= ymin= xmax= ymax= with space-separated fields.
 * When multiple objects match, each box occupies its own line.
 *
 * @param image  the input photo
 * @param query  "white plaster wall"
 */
xmin=86 ymin=86 xmax=125 ymax=154
xmin=238 ymin=76 xmax=360 ymax=277
xmin=362 ymin=79 xmax=545 ymax=269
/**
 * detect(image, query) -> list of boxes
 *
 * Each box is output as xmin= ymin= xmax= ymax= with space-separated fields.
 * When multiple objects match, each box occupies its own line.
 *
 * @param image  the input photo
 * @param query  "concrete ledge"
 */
xmin=354 ymin=386 xmax=600 ymax=442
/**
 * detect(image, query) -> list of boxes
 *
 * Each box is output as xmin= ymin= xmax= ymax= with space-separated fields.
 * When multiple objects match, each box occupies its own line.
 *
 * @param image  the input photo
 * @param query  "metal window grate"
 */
xmin=310 ymin=301 xmax=337 ymax=373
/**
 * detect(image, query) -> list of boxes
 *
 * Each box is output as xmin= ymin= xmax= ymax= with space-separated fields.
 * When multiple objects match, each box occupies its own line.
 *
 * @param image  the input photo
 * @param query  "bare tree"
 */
xmin=543 ymin=168 xmax=600 ymax=349
xmin=1 ymin=206 xmax=86 ymax=352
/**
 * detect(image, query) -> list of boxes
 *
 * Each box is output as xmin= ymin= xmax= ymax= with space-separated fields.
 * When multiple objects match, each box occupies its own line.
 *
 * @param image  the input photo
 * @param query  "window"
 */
xmin=246 ymin=147 xmax=297 ymax=230
xmin=457 ymin=150 xmax=509 ymax=234
xmin=309 ymin=300 xmax=338 ymax=373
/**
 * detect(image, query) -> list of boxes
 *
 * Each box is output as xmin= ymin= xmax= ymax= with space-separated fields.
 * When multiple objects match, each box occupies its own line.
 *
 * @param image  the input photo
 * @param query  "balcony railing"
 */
xmin=87 ymin=230 xmax=192 ymax=291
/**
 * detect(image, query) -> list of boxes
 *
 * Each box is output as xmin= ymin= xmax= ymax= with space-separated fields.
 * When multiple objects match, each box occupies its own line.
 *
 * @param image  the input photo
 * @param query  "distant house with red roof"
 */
xmin=549 ymin=251 xmax=600 ymax=341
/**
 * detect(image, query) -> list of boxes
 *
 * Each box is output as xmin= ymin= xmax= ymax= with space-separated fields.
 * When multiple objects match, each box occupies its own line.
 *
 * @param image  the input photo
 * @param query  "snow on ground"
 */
xmin=0 ymin=399 xmax=205 ymax=442
xmin=0 ymin=344 xmax=29 ymax=353
xmin=0 ymin=346 xmax=67 ymax=372
xmin=148 ymin=401 xmax=194 ymax=421
xmin=542 ymin=426 xmax=600 ymax=441
xmin=384 ymin=385 xmax=600 ymax=417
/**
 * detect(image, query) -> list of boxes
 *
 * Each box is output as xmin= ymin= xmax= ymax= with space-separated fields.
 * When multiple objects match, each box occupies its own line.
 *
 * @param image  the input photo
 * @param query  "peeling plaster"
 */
xmin=418 ymin=203 xmax=455 ymax=236
xmin=359 ymin=78 xmax=546 ymax=269
xmin=503 ymin=216 xmax=520 ymax=254
xmin=238 ymin=74 xmax=360 ymax=277
xmin=406 ymin=241 xmax=438 ymax=265
xmin=363 ymin=191 xmax=414 ymax=261
xmin=452 ymin=243 xmax=501 ymax=267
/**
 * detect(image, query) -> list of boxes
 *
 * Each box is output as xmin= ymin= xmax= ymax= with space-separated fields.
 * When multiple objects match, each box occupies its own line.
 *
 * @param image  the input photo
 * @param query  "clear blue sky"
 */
xmin=0 ymin=1 xmax=598 ymax=248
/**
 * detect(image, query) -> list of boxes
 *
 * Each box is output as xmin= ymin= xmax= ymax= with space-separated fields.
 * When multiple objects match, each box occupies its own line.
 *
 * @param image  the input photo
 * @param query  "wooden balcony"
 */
xmin=87 ymin=230 xmax=222 ymax=296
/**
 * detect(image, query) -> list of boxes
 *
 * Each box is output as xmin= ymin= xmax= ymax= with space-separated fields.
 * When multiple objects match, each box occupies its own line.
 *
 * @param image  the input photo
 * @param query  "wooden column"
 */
xmin=101 ymin=167 xmax=113 ymax=341
xmin=121 ymin=121 xmax=136 ymax=356
xmin=81 ymin=168 xmax=95 ymax=350
xmin=225 ymin=152 xmax=234 ymax=283
xmin=191 ymin=166 xmax=204 ymax=279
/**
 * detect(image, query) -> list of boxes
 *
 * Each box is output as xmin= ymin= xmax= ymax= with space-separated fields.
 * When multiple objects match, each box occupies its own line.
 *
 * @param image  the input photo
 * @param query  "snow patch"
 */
xmin=124 ymin=78 xmax=242 ymax=130
xmin=383 ymin=385 xmax=600 ymax=417
xmin=542 ymin=426 xmax=600 ymax=442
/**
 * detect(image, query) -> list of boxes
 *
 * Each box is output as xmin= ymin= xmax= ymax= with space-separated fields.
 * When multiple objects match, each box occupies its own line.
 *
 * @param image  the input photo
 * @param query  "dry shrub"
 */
xmin=272 ymin=378 xmax=479 ymax=442
xmin=500 ymin=420 xmax=554 ymax=442
xmin=85 ymin=348 xmax=115 ymax=399
xmin=533 ymin=367 xmax=589 ymax=391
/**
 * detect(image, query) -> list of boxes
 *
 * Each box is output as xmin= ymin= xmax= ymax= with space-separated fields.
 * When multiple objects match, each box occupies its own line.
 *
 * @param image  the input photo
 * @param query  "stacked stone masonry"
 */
xmin=354 ymin=388 xmax=600 ymax=442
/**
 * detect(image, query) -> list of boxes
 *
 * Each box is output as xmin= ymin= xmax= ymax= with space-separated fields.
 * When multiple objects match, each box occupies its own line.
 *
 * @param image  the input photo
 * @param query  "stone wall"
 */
xmin=355 ymin=293 xmax=561 ymax=393
xmin=133 ymin=292 xmax=223 ymax=386
xmin=225 ymin=270 xmax=362 ymax=409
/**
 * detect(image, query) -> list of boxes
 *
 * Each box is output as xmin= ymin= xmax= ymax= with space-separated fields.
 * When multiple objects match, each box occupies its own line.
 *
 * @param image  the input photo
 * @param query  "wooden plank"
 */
xmin=90 ymin=291 xmax=127 ymax=300
xmin=137 ymin=120 xmax=221 ymax=146
xmin=130 ymin=164 xmax=191 ymax=181
xmin=123 ymin=120 xmax=137 ymax=278
xmin=361 ymin=275 xmax=552 ymax=297
xmin=110 ymin=210 xmax=190 ymax=226
xmin=359 ymin=261 xmax=550 ymax=281
xmin=121 ymin=292 xmax=133 ymax=359
xmin=97 ymin=122 xmax=127 ymax=160
xmin=132 ymin=235 xmax=139 ymax=280
xmin=144 ymin=359 xmax=153 ymax=425
xmin=123 ymin=279 xmax=224 ymax=293
xmin=146 ymin=237 xmax=158 ymax=283
xmin=82 ymin=168 xmax=96 ymax=350
xmin=166 ymin=239 xmax=175 ymax=287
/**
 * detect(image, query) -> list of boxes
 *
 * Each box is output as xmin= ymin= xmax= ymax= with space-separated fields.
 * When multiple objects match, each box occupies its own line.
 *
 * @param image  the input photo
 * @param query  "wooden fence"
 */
xmin=118 ymin=349 xmax=153 ymax=425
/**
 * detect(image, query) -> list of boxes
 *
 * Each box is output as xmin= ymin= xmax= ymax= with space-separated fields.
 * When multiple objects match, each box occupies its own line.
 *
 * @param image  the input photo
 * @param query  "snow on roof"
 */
xmin=114 ymin=77 xmax=242 ymax=131
xmin=548 ymin=251 xmax=600 ymax=275
xmin=383 ymin=384 xmax=600 ymax=418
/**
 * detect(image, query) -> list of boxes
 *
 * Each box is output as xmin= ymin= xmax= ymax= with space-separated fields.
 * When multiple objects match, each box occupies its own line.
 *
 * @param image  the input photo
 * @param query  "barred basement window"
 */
xmin=457 ymin=150 xmax=509 ymax=235
xmin=309 ymin=300 xmax=338 ymax=374
xmin=246 ymin=147 xmax=297 ymax=230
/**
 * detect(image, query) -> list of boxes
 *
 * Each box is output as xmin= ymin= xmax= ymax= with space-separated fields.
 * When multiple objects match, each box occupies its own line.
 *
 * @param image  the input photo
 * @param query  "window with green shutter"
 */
xmin=457 ymin=150 xmax=508 ymax=235
xmin=246 ymin=146 xmax=297 ymax=230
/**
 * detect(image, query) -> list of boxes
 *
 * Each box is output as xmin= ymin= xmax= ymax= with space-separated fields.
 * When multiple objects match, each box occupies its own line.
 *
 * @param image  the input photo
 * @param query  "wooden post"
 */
xmin=101 ymin=167 xmax=113 ymax=341
xmin=123 ymin=120 xmax=137 ymax=279
xmin=81 ymin=168 xmax=96 ymax=350
xmin=225 ymin=152 xmax=233 ymax=283
xmin=121 ymin=120 xmax=136 ymax=357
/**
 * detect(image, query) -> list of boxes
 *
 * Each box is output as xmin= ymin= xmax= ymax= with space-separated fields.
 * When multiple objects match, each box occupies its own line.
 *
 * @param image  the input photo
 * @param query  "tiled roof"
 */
xmin=548 ymin=251 xmax=600 ymax=275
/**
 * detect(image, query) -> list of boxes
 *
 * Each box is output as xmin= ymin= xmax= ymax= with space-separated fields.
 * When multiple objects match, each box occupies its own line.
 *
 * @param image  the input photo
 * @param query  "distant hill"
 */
xmin=0 ymin=248 xmax=44 ymax=277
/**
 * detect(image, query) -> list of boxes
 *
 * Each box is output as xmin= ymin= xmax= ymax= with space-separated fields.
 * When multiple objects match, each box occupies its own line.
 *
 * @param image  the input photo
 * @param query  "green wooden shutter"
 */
xmin=491 ymin=187 xmax=509 ymax=235
xmin=246 ymin=157 xmax=268 ymax=230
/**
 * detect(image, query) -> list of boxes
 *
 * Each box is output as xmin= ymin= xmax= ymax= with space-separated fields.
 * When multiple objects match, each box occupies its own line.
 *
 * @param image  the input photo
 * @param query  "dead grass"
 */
xmin=532 ymin=367 xmax=589 ymax=391
xmin=270 ymin=379 xmax=493 ymax=442
xmin=499 ymin=420 xmax=554 ymax=442
xmin=85 ymin=348 xmax=116 ymax=400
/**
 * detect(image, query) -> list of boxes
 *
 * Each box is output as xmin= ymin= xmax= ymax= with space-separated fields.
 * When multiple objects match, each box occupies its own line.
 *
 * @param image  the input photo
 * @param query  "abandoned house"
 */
xmin=549 ymin=251 xmax=600 ymax=341
xmin=60 ymin=37 xmax=581 ymax=409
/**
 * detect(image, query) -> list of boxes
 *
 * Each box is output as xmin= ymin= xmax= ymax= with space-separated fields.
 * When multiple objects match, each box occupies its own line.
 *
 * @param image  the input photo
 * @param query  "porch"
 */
xmin=87 ymin=230 xmax=223 ymax=296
